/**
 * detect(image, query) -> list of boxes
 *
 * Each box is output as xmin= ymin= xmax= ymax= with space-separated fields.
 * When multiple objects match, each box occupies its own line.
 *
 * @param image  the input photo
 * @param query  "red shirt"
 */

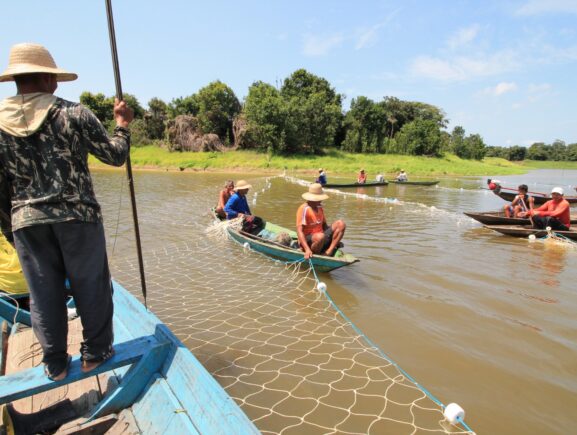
xmin=296 ymin=203 xmax=326 ymax=235
xmin=533 ymin=199 xmax=571 ymax=228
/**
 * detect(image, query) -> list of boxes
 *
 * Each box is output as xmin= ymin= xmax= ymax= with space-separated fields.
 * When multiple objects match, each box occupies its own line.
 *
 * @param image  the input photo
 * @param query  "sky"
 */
xmin=1 ymin=0 xmax=576 ymax=148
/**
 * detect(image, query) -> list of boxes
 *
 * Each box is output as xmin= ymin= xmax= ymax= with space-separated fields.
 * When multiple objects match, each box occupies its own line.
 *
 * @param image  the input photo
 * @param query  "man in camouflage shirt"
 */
xmin=0 ymin=43 xmax=133 ymax=380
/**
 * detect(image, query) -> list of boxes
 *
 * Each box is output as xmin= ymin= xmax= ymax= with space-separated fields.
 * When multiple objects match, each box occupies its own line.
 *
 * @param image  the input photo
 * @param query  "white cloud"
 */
xmin=410 ymin=51 xmax=519 ymax=81
xmin=482 ymin=82 xmax=518 ymax=96
xmin=517 ymin=0 xmax=577 ymax=15
xmin=447 ymin=25 xmax=480 ymax=50
xmin=302 ymin=33 xmax=343 ymax=56
xmin=355 ymin=25 xmax=381 ymax=50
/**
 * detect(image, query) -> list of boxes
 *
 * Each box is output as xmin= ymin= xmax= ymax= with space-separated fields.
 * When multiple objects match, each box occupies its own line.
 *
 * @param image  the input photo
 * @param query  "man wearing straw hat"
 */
xmin=224 ymin=179 xmax=265 ymax=234
xmin=296 ymin=183 xmax=346 ymax=259
xmin=0 ymin=43 xmax=133 ymax=380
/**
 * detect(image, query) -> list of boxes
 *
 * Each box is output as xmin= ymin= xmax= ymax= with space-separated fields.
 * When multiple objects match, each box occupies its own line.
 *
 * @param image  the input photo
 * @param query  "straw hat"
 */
xmin=551 ymin=187 xmax=564 ymax=195
xmin=0 ymin=43 xmax=77 ymax=83
xmin=234 ymin=180 xmax=252 ymax=191
xmin=302 ymin=183 xmax=329 ymax=201
xmin=319 ymin=168 xmax=324 ymax=172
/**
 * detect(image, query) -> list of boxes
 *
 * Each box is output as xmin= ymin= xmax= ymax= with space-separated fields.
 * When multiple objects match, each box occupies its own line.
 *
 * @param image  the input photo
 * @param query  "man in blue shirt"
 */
xmin=316 ymin=168 xmax=327 ymax=186
xmin=224 ymin=180 xmax=264 ymax=234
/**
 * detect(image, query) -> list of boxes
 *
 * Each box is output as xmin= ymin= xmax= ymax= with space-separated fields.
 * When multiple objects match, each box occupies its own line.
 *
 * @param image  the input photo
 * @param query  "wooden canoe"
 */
xmin=390 ymin=180 xmax=439 ymax=186
xmin=0 ymin=280 xmax=258 ymax=433
xmin=483 ymin=224 xmax=577 ymax=240
xmin=226 ymin=221 xmax=359 ymax=272
xmin=465 ymin=210 xmax=577 ymax=226
xmin=323 ymin=181 xmax=388 ymax=188
xmin=495 ymin=189 xmax=577 ymax=205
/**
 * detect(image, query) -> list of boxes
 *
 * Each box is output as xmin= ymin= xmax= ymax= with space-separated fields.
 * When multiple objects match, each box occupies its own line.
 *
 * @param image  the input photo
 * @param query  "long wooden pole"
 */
xmin=105 ymin=0 xmax=147 ymax=307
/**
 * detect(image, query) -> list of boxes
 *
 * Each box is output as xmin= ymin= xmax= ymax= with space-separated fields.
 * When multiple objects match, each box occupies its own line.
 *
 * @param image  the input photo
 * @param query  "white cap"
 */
xmin=551 ymin=187 xmax=564 ymax=195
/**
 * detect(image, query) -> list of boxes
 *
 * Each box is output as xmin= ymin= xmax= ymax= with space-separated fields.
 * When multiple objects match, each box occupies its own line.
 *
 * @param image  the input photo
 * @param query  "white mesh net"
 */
xmin=109 ymin=189 xmax=473 ymax=434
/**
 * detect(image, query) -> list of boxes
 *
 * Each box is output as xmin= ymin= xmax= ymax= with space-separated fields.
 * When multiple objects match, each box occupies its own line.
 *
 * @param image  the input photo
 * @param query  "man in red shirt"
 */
xmin=296 ymin=184 xmax=346 ymax=259
xmin=520 ymin=187 xmax=570 ymax=230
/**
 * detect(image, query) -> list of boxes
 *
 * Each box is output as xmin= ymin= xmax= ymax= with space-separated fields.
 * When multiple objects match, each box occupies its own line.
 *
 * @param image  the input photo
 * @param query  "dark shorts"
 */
xmin=305 ymin=227 xmax=334 ymax=251
xmin=532 ymin=215 xmax=569 ymax=231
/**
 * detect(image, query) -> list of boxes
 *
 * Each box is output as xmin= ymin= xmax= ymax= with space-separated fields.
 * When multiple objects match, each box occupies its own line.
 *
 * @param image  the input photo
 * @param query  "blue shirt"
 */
xmin=316 ymin=174 xmax=327 ymax=185
xmin=224 ymin=193 xmax=251 ymax=219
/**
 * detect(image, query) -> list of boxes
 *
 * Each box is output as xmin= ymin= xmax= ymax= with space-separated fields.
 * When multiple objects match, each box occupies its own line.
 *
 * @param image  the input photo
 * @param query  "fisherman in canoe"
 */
xmin=215 ymin=180 xmax=234 ymax=219
xmin=296 ymin=183 xmax=346 ymax=259
xmin=519 ymin=187 xmax=570 ymax=230
xmin=504 ymin=184 xmax=534 ymax=218
xmin=375 ymin=172 xmax=385 ymax=182
xmin=0 ymin=43 xmax=133 ymax=380
xmin=357 ymin=169 xmax=367 ymax=184
xmin=315 ymin=168 xmax=327 ymax=186
xmin=396 ymin=169 xmax=408 ymax=182
xmin=224 ymin=179 xmax=265 ymax=234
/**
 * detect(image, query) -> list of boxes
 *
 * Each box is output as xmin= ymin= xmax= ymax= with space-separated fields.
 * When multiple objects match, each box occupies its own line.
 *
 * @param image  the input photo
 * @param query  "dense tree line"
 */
xmin=81 ymin=68 xmax=551 ymax=160
xmin=485 ymin=140 xmax=577 ymax=161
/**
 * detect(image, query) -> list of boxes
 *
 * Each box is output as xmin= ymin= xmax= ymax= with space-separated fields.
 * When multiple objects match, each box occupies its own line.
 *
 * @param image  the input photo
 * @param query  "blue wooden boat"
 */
xmin=0 ymin=280 xmax=258 ymax=433
xmin=0 ymin=293 xmax=76 ymax=328
xmin=227 ymin=221 xmax=359 ymax=272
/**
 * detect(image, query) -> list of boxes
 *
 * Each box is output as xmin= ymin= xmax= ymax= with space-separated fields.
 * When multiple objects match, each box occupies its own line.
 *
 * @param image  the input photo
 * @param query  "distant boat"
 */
xmin=0 ymin=280 xmax=258 ymax=434
xmin=225 ymin=220 xmax=359 ymax=273
xmin=390 ymin=180 xmax=439 ymax=186
xmin=484 ymin=224 xmax=577 ymax=240
xmin=494 ymin=189 xmax=577 ymax=205
xmin=465 ymin=210 xmax=577 ymax=226
xmin=323 ymin=181 xmax=388 ymax=188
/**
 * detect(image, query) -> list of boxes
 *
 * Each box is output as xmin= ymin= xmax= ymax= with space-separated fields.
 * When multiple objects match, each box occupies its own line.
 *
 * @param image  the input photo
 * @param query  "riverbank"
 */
xmin=89 ymin=146 xmax=577 ymax=177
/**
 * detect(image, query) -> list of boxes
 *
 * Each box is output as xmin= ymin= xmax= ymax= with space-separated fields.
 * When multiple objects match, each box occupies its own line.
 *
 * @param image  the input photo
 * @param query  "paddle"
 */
xmin=520 ymin=196 xmax=534 ymax=227
xmin=105 ymin=0 xmax=147 ymax=307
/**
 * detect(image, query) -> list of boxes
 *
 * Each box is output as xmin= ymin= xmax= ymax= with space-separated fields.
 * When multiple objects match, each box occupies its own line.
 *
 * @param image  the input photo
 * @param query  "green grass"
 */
xmin=89 ymin=146 xmax=531 ymax=177
xmin=520 ymin=160 xmax=577 ymax=170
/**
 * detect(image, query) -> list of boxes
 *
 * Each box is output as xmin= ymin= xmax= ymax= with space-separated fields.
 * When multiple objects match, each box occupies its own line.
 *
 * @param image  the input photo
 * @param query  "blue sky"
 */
xmin=1 ymin=0 xmax=576 ymax=147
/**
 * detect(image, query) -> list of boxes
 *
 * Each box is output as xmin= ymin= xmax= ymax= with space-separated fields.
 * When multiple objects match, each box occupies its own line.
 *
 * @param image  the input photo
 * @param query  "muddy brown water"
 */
xmin=94 ymin=168 xmax=577 ymax=434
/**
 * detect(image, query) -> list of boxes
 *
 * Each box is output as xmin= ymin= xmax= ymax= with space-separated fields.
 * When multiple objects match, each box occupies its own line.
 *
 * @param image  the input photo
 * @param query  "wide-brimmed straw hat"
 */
xmin=302 ymin=183 xmax=329 ymax=201
xmin=234 ymin=180 xmax=252 ymax=191
xmin=0 ymin=43 xmax=77 ymax=83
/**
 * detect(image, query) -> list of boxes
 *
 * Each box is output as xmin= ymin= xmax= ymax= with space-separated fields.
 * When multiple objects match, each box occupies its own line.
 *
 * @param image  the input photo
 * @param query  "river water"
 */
xmin=94 ymin=168 xmax=577 ymax=435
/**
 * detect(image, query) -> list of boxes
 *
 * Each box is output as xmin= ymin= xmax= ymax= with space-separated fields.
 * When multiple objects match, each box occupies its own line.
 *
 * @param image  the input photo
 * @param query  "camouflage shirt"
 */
xmin=0 ymin=97 xmax=129 ymax=240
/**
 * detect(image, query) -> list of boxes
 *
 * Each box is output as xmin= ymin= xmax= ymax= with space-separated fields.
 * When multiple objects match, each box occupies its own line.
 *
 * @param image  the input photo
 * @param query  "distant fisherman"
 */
xmin=504 ymin=184 xmax=534 ymax=218
xmin=224 ymin=179 xmax=264 ymax=234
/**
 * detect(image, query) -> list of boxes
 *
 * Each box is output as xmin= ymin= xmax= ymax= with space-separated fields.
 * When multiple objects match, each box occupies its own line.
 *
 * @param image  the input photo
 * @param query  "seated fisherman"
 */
xmin=357 ymin=169 xmax=367 ymax=184
xmin=520 ymin=187 xmax=570 ymax=231
xmin=215 ymin=180 xmax=234 ymax=219
xmin=315 ymin=168 xmax=327 ymax=186
xmin=296 ymin=183 xmax=346 ymax=259
xmin=396 ymin=169 xmax=408 ymax=182
xmin=504 ymin=184 xmax=534 ymax=218
xmin=224 ymin=179 xmax=264 ymax=234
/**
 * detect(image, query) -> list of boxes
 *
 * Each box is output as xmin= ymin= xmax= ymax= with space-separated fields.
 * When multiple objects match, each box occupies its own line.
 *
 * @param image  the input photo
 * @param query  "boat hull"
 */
xmin=495 ymin=190 xmax=577 ymax=205
xmin=465 ymin=211 xmax=577 ymax=226
xmin=323 ymin=181 xmax=388 ymax=188
xmin=390 ymin=180 xmax=439 ymax=186
xmin=484 ymin=224 xmax=577 ymax=240
xmin=226 ymin=224 xmax=359 ymax=273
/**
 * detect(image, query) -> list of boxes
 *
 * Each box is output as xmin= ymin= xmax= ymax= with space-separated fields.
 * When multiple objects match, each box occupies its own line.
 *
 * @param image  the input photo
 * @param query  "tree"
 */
xmin=281 ymin=69 xmax=343 ymax=154
xmin=144 ymin=97 xmax=168 ymax=140
xmin=527 ymin=142 xmax=549 ymax=160
xmin=195 ymin=81 xmax=241 ymax=144
xmin=243 ymin=81 xmax=288 ymax=153
xmin=80 ymin=92 xmax=113 ymax=124
xmin=342 ymin=96 xmax=386 ymax=153
xmin=450 ymin=126 xmax=466 ymax=156
xmin=395 ymin=119 xmax=443 ymax=157
xmin=167 ymin=95 xmax=199 ymax=118
xmin=549 ymin=140 xmax=567 ymax=161
xmin=566 ymin=143 xmax=577 ymax=161
xmin=463 ymin=134 xmax=486 ymax=160
xmin=507 ymin=145 xmax=526 ymax=161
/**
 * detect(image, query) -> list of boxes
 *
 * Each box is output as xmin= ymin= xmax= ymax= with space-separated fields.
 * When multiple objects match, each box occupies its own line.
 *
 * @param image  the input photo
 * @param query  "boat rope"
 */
xmin=306 ymin=258 xmax=474 ymax=432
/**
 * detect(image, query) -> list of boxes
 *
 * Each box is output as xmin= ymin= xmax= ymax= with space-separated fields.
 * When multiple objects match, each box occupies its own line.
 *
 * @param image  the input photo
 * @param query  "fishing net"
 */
xmin=107 ymin=175 xmax=473 ymax=435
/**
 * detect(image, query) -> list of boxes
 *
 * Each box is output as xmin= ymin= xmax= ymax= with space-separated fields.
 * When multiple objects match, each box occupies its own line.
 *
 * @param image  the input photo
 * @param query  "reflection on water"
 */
xmin=92 ymin=168 xmax=577 ymax=435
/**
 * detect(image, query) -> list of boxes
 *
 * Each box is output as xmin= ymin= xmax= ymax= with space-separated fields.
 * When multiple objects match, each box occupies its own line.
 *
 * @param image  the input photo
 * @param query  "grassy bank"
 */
xmin=520 ymin=160 xmax=577 ymax=170
xmin=90 ymin=146 xmax=529 ymax=177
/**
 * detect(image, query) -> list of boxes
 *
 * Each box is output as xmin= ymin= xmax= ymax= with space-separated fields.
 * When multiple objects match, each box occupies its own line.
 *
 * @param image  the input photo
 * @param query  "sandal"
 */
xmin=81 ymin=348 xmax=115 ymax=373
xmin=45 ymin=355 xmax=71 ymax=381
